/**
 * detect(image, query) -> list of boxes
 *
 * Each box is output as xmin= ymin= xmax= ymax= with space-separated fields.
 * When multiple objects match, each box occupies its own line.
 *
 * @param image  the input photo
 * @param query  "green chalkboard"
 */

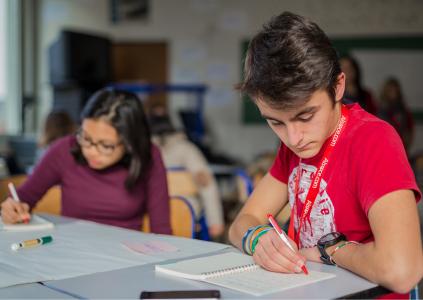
xmin=240 ymin=40 xmax=264 ymax=124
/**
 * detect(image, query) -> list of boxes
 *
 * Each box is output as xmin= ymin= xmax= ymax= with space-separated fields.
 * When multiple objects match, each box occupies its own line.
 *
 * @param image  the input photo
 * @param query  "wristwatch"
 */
xmin=317 ymin=232 xmax=346 ymax=265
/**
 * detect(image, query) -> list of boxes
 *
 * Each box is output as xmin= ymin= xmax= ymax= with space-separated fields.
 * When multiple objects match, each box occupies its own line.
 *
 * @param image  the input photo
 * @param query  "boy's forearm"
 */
xmin=329 ymin=241 xmax=423 ymax=294
xmin=228 ymin=214 xmax=261 ymax=250
xmin=228 ymin=223 xmax=245 ymax=250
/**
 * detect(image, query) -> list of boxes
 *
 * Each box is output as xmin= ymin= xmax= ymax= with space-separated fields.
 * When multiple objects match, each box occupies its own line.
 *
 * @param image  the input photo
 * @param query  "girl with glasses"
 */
xmin=1 ymin=88 xmax=171 ymax=234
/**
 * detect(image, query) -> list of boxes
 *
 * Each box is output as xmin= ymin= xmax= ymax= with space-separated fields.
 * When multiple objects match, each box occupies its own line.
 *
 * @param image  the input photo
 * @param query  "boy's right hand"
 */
xmin=0 ymin=197 xmax=31 ymax=224
xmin=252 ymin=229 xmax=306 ymax=274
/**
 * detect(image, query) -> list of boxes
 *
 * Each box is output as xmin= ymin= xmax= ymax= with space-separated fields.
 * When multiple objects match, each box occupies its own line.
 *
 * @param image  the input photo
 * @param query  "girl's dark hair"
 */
xmin=339 ymin=55 xmax=366 ymax=99
xmin=340 ymin=55 xmax=362 ymax=89
xmin=380 ymin=77 xmax=405 ymax=108
xmin=238 ymin=11 xmax=341 ymax=109
xmin=71 ymin=88 xmax=152 ymax=190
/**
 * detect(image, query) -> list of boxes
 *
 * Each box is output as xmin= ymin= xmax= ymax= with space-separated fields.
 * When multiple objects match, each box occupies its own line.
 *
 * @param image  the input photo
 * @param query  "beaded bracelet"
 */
xmin=329 ymin=240 xmax=360 ymax=265
xmin=251 ymin=227 xmax=272 ymax=254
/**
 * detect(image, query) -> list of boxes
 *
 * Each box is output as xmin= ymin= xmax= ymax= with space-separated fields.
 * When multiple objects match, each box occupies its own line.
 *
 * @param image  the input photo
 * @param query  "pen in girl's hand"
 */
xmin=7 ymin=182 xmax=30 ymax=224
xmin=267 ymin=213 xmax=309 ymax=275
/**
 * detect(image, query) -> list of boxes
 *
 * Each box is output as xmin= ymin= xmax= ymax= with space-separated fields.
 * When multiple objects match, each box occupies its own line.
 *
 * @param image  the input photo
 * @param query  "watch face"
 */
xmin=319 ymin=232 xmax=343 ymax=244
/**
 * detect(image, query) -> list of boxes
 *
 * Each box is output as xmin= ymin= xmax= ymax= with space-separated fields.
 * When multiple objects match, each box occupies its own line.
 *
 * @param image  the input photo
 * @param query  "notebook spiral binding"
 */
xmin=202 ymin=263 xmax=258 ymax=278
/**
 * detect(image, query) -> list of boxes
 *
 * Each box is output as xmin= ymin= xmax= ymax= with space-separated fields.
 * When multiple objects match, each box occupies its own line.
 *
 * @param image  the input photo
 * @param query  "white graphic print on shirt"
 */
xmin=288 ymin=163 xmax=336 ymax=248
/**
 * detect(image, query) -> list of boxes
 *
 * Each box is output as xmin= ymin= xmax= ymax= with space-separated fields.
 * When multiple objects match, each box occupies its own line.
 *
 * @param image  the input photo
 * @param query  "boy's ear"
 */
xmin=335 ymin=72 xmax=346 ymax=102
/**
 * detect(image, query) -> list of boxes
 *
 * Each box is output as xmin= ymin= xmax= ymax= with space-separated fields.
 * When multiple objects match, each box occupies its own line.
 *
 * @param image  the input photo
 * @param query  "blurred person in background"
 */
xmin=35 ymin=110 xmax=77 ymax=162
xmin=378 ymin=77 xmax=415 ymax=155
xmin=149 ymin=105 xmax=225 ymax=240
xmin=340 ymin=55 xmax=377 ymax=115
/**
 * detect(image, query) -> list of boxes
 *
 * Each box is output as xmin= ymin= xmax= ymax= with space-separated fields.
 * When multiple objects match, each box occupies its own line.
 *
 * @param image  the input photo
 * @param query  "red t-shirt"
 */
xmin=270 ymin=104 xmax=421 ymax=248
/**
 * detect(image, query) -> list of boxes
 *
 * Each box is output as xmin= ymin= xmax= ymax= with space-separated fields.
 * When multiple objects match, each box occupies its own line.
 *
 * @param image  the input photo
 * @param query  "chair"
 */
xmin=166 ymin=168 xmax=198 ymax=197
xmin=142 ymin=195 xmax=196 ymax=238
xmin=32 ymin=186 xmax=61 ymax=215
xmin=166 ymin=168 xmax=210 ymax=240
xmin=235 ymin=169 xmax=254 ymax=203
xmin=0 ymin=174 xmax=61 ymax=215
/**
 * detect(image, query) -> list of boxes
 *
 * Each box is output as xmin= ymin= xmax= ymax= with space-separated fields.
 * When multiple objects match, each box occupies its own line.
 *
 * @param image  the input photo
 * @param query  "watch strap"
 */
xmin=317 ymin=232 xmax=346 ymax=265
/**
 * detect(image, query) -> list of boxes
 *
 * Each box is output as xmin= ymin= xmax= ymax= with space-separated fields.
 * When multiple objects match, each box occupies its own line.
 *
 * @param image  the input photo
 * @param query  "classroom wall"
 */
xmin=36 ymin=0 xmax=423 ymax=163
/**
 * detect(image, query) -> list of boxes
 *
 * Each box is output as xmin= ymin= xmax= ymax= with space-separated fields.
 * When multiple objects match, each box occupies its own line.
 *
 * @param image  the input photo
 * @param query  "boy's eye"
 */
xmin=298 ymin=114 xmax=313 ymax=122
xmin=268 ymin=120 xmax=284 ymax=126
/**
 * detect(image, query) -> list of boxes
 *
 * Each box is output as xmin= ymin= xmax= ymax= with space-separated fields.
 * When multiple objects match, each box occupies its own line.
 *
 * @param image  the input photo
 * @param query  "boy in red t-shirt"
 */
xmin=229 ymin=11 xmax=422 ymax=295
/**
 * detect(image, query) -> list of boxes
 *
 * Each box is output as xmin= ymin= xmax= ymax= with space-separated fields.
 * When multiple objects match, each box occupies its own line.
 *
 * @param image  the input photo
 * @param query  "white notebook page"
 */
xmin=156 ymin=252 xmax=335 ymax=296
xmin=207 ymin=266 xmax=335 ymax=296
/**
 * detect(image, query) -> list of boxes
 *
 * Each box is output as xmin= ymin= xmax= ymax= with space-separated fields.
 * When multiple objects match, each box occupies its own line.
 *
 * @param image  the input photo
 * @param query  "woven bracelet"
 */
xmin=329 ymin=240 xmax=360 ymax=265
xmin=251 ymin=227 xmax=272 ymax=254
xmin=242 ymin=226 xmax=256 ymax=255
xmin=249 ymin=225 xmax=271 ymax=252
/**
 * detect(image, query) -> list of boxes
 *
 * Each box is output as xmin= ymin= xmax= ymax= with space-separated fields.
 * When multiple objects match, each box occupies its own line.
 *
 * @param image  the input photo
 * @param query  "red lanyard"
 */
xmin=288 ymin=105 xmax=350 ymax=247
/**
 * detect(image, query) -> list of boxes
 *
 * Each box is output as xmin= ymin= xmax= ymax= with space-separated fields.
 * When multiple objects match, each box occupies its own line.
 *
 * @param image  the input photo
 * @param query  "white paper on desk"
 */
xmin=0 ymin=215 xmax=54 ymax=231
xmin=156 ymin=252 xmax=335 ymax=296
xmin=0 ymin=220 xmax=229 ymax=289
xmin=207 ymin=267 xmax=335 ymax=296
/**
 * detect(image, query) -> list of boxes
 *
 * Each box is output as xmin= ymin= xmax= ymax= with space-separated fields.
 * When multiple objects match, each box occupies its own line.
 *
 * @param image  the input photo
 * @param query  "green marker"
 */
xmin=11 ymin=235 xmax=53 ymax=251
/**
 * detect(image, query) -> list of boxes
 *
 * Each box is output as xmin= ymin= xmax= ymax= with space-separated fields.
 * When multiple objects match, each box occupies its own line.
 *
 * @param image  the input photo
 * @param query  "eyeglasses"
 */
xmin=76 ymin=130 xmax=122 ymax=156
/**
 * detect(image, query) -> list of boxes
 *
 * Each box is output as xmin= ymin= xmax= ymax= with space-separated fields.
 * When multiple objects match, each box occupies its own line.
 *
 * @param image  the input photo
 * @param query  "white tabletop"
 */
xmin=0 ymin=283 xmax=74 ymax=299
xmin=44 ymin=255 xmax=380 ymax=299
xmin=0 ymin=215 xmax=386 ymax=299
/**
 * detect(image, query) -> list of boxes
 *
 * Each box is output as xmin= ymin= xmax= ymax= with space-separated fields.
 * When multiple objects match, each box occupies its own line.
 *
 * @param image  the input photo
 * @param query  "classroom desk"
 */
xmin=44 ymin=256 xmax=388 ymax=299
xmin=1 ymin=215 xmax=389 ymax=299
xmin=0 ymin=283 xmax=74 ymax=299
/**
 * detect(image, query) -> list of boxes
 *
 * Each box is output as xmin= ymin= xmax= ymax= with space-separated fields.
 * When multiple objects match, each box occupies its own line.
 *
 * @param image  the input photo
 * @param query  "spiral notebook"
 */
xmin=155 ymin=252 xmax=335 ymax=296
xmin=0 ymin=215 xmax=54 ymax=231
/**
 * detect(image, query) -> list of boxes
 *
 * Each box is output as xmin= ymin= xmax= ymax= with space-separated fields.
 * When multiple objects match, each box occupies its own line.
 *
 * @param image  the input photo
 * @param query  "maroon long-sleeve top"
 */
xmin=17 ymin=136 xmax=171 ymax=234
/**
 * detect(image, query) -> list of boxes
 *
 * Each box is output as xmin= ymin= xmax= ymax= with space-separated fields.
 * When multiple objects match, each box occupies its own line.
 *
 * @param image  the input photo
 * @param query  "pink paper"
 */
xmin=122 ymin=241 xmax=179 ymax=255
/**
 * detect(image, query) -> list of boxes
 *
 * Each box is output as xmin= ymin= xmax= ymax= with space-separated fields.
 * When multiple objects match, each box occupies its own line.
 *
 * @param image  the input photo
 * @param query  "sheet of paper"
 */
xmin=155 ymin=252 xmax=335 ymax=296
xmin=0 ymin=215 xmax=54 ymax=231
xmin=122 ymin=240 xmax=179 ymax=255
xmin=207 ymin=268 xmax=335 ymax=296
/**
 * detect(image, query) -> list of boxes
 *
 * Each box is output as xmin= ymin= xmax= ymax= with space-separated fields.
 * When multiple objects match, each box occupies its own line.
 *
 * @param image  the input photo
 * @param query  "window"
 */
xmin=0 ymin=0 xmax=6 ymax=132
xmin=0 ymin=0 xmax=22 ymax=134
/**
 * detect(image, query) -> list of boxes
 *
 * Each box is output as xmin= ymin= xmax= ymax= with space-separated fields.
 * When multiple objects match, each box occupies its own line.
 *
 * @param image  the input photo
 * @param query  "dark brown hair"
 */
xmin=71 ymin=88 xmax=152 ymax=190
xmin=238 ymin=11 xmax=341 ymax=109
xmin=40 ymin=111 xmax=76 ymax=147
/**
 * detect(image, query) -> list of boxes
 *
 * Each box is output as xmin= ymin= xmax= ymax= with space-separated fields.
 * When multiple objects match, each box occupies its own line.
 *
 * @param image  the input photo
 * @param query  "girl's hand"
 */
xmin=0 ymin=197 xmax=31 ymax=224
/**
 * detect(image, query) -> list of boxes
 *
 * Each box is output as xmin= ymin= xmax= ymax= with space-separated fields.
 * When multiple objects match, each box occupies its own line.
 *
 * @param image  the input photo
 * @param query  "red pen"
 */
xmin=267 ymin=213 xmax=309 ymax=275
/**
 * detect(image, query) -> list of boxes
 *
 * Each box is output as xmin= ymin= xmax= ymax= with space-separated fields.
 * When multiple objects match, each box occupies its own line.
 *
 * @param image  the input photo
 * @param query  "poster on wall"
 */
xmin=110 ymin=0 xmax=150 ymax=24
